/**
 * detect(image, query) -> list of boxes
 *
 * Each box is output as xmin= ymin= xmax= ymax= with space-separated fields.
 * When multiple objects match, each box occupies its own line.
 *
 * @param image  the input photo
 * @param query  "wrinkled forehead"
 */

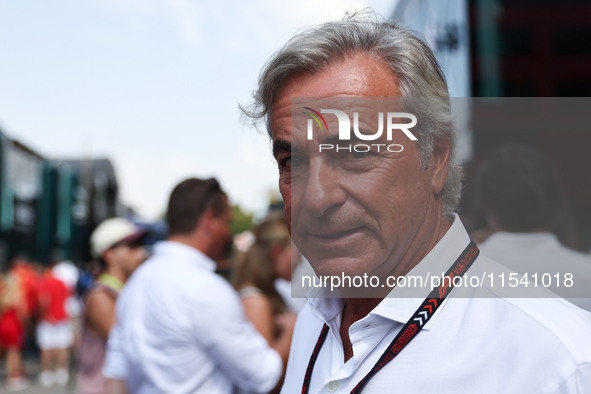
xmin=288 ymin=97 xmax=415 ymax=145
xmin=292 ymin=96 xmax=403 ymax=124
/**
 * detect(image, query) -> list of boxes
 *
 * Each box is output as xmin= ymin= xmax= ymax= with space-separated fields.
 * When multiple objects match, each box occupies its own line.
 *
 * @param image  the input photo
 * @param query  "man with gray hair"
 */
xmin=244 ymin=11 xmax=591 ymax=393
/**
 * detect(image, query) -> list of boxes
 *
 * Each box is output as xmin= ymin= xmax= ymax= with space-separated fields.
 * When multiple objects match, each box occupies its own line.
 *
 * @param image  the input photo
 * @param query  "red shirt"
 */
xmin=11 ymin=264 xmax=39 ymax=317
xmin=38 ymin=273 xmax=69 ymax=324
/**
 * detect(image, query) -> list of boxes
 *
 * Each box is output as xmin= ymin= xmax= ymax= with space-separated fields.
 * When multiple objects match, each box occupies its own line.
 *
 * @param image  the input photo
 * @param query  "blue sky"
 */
xmin=0 ymin=0 xmax=395 ymax=219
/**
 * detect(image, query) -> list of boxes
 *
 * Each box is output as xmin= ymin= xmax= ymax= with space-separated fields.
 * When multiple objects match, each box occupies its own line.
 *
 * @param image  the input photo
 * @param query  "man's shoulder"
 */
xmin=480 ymin=233 xmax=591 ymax=270
xmin=497 ymin=296 xmax=591 ymax=359
xmin=463 ymin=254 xmax=591 ymax=364
xmin=115 ymin=251 xmax=244 ymax=341
xmin=126 ymin=250 xmax=219 ymax=285
xmin=119 ymin=251 xmax=234 ymax=310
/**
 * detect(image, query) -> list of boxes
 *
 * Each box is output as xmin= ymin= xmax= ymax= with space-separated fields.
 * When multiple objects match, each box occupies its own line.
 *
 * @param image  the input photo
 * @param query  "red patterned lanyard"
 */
xmin=301 ymin=240 xmax=479 ymax=394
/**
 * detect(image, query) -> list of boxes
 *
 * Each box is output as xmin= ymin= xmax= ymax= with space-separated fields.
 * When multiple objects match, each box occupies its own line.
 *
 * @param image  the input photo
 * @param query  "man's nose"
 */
xmin=302 ymin=158 xmax=345 ymax=217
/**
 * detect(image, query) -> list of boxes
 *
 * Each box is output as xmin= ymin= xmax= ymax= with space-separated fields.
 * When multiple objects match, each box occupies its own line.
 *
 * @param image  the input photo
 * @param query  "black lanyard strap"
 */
xmin=302 ymin=324 xmax=330 ymax=394
xmin=301 ymin=240 xmax=479 ymax=394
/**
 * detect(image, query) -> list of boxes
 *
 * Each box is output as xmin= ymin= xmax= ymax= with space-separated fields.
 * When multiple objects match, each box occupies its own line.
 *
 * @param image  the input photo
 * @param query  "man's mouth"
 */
xmin=305 ymin=227 xmax=367 ymax=250
xmin=309 ymin=227 xmax=363 ymax=239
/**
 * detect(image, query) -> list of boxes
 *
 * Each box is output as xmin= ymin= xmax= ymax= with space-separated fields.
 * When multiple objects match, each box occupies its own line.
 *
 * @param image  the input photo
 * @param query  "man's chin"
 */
xmin=310 ymin=257 xmax=377 ymax=279
xmin=299 ymin=233 xmax=374 ymax=263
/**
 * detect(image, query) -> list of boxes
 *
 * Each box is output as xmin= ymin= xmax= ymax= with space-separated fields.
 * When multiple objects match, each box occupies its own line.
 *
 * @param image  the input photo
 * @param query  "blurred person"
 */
xmin=77 ymin=218 xmax=147 ymax=394
xmin=9 ymin=254 xmax=39 ymax=326
xmin=52 ymin=260 xmax=80 ymax=292
xmin=0 ymin=269 xmax=29 ymax=391
xmin=476 ymin=144 xmax=591 ymax=311
xmin=232 ymin=215 xmax=297 ymax=355
xmin=243 ymin=11 xmax=591 ymax=393
xmin=285 ymin=255 xmax=315 ymax=311
xmin=52 ymin=259 xmax=83 ymax=356
xmin=36 ymin=258 xmax=73 ymax=387
xmin=77 ymin=260 xmax=104 ymax=298
xmin=1 ymin=254 xmax=39 ymax=391
xmin=52 ymin=260 xmax=82 ymax=318
xmin=233 ymin=218 xmax=305 ymax=313
xmin=104 ymin=178 xmax=289 ymax=393
xmin=273 ymin=241 xmax=307 ymax=313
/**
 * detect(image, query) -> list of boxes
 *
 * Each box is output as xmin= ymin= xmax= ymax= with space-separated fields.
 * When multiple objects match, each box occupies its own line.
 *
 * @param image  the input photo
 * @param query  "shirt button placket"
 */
xmin=327 ymin=381 xmax=338 ymax=392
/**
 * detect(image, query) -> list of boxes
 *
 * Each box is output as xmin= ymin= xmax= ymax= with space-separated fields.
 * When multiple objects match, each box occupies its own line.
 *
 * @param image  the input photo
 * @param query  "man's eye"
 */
xmin=342 ymin=150 xmax=369 ymax=160
xmin=280 ymin=156 xmax=299 ymax=170
xmin=280 ymin=157 xmax=290 ymax=169
xmin=279 ymin=154 xmax=307 ymax=174
xmin=351 ymin=150 xmax=367 ymax=159
xmin=281 ymin=156 xmax=303 ymax=168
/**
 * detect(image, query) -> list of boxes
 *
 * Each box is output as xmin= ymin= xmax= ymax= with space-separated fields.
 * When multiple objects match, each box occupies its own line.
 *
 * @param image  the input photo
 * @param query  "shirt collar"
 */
xmin=153 ymin=241 xmax=217 ymax=272
xmin=307 ymin=214 xmax=472 ymax=331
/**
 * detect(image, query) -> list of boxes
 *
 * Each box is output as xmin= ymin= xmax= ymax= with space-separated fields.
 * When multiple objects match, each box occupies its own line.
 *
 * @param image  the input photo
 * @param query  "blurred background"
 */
xmin=0 ymin=0 xmax=589 ymax=392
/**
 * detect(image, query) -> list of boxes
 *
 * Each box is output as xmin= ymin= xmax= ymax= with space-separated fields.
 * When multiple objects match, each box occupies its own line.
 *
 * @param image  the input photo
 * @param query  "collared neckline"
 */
xmin=307 ymin=214 xmax=473 ymax=331
xmin=153 ymin=241 xmax=217 ymax=272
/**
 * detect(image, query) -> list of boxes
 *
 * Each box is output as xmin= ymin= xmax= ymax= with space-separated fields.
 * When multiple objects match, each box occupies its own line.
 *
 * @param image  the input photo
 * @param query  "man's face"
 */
xmin=270 ymin=54 xmax=447 ymax=282
xmin=210 ymin=197 xmax=233 ymax=261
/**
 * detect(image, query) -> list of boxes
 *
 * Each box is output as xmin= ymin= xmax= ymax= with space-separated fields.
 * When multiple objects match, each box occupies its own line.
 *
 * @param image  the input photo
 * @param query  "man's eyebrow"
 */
xmin=273 ymin=139 xmax=291 ymax=159
xmin=323 ymin=128 xmax=383 ymax=146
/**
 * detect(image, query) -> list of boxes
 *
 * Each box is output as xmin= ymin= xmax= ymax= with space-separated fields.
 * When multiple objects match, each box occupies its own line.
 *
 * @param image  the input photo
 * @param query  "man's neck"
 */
xmin=342 ymin=298 xmax=383 ymax=324
xmin=339 ymin=215 xmax=452 ymax=362
xmin=167 ymin=234 xmax=209 ymax=256
xmin=340 ymin=299 xmax=382 ymax=362
xmin=386 ymin=214 xmax=452 ymax=285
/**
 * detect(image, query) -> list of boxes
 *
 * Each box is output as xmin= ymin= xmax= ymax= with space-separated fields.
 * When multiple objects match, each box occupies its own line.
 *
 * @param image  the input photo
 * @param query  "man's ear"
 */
xmin=430 ymin=138 xmax=451 ymax=196
xmin=199 ymin=207 xmax=217 ymax=233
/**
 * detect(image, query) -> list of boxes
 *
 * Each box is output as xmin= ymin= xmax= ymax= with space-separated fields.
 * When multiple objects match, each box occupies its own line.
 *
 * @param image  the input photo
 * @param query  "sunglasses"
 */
xmin=198 ymin=178 xmax=223 ymax=215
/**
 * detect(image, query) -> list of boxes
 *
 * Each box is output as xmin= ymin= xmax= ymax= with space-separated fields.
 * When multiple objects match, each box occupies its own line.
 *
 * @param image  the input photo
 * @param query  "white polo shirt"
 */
xmin=281 ymin=217 xmax=591 ymax=394
xmin=109 ymin=241 xmax=282 ymax=394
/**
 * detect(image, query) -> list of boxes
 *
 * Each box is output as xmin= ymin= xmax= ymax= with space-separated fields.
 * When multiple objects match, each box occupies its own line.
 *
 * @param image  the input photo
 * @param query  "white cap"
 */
xmin=52 ymin=261 xmax=79 ymax=291
xmin=90 ymin=218 xmax=146 ymax=259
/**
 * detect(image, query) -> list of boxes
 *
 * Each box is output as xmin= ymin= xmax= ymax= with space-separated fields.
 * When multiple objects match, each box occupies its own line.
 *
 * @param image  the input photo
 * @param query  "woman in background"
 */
xmin=232 ymin=215 xmax=296 ymax=366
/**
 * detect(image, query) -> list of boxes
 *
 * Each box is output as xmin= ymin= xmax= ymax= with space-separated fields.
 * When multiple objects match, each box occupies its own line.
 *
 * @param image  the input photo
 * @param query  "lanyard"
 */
xmin=301 ymin=240 xmax=479 ymax=394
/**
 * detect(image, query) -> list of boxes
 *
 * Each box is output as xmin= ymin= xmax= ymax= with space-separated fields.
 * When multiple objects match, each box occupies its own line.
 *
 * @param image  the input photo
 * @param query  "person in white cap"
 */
xmin=77 ymin=218 xmax=147 ymax=394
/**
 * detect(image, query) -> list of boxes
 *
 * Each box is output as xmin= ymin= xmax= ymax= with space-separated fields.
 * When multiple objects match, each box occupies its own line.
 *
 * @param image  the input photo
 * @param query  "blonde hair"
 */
xmin=232 ymin=214 xmax=291 ymax=316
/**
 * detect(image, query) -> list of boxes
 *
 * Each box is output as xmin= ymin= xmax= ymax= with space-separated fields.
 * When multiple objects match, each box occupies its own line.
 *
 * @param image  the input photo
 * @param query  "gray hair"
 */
xmin=241 ymin=10 xmax=462 ymax=217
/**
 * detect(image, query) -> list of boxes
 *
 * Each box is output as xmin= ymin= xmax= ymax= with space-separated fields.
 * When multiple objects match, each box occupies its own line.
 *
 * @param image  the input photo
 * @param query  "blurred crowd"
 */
xmin=0 ymin=178 xmax=311 ymax=393
xmin=0 ymin=252 xmax=80 ymax=390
